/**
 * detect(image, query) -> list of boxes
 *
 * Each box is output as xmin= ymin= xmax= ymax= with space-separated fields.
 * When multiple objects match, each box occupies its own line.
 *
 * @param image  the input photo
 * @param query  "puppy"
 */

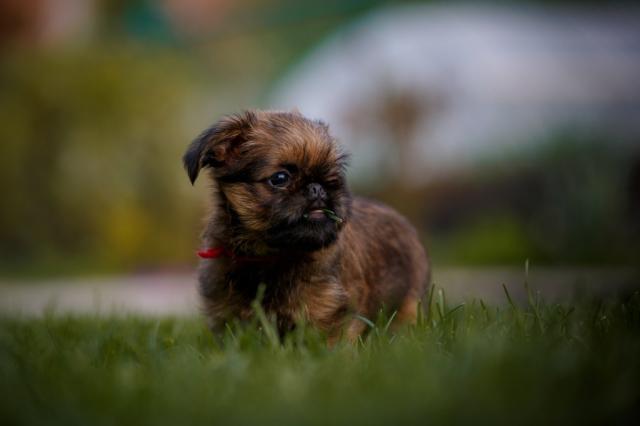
xmin=184 ymin=110 xmax=429 ymax=340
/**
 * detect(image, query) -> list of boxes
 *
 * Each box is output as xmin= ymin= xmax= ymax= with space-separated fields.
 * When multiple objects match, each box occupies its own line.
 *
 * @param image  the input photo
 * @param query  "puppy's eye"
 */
xmin=325 ymin=178 xmax=342 ymax=189
xmin=268 ymin=171 xmax=291 ymax=188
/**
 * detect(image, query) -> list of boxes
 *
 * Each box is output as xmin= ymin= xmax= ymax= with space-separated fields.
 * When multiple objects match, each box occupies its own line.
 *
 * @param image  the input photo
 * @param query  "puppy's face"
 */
xmin=184 ymin=110 xmax=351 ymax=251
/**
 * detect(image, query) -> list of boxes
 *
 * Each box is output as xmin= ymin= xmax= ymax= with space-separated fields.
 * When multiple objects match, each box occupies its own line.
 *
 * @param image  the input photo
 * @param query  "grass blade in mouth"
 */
xmin=322 ymin=209 xmax=343 ymax=224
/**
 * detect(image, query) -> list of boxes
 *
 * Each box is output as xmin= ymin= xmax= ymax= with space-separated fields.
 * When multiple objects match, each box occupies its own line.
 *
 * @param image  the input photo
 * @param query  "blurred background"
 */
xmin=0 ymin=0 xmax=638 ymax=311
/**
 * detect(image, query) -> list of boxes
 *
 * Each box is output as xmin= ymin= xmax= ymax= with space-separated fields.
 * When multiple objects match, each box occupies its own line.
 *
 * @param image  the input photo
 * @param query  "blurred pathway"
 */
xmin=0 ymin=267 xmax=637 ymax=316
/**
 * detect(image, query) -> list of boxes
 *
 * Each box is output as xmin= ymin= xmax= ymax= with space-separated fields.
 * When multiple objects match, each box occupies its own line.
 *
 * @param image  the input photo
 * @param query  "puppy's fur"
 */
xmin=184 ymin=110 xmax=429 ymax=340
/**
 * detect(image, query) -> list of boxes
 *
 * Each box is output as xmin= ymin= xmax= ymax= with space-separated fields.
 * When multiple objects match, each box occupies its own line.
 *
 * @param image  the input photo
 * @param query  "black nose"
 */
xmin=307 ymin=183 xmax=327 ymax=200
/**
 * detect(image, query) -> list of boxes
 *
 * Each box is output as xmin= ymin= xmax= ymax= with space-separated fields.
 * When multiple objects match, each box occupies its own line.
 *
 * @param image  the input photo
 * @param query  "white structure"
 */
xmin=270 ymin=5 xmax=640 ymax=184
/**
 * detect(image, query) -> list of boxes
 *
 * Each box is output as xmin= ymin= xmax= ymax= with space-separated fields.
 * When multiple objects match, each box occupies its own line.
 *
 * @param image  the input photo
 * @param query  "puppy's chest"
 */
xmin=224 ymin=264 xmax=300 ymax=296
xmin=222 ymin=265 xmax=348 ymax=328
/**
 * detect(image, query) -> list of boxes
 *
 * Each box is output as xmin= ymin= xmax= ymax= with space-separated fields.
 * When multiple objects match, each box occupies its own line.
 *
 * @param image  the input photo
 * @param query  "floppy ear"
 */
xmin=183 ymin=111 xmax=256 ymax=184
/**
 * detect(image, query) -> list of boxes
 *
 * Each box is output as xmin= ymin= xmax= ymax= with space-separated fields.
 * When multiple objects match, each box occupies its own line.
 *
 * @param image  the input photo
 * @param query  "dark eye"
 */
xmin=324 ymin=178 xmax=342 ymax=189
xmin=268 ymin=171 xmax=291 ymax=188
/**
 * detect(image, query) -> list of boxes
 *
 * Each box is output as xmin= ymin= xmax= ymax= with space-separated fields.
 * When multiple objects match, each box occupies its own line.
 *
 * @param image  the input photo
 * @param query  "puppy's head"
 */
xmin=184 ymin=110 xmax=351 ymax=251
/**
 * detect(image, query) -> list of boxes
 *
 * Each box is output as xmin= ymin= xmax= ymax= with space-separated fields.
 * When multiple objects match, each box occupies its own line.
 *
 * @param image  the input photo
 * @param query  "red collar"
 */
xmin=197 ymin=247 xmax=278 ymax=263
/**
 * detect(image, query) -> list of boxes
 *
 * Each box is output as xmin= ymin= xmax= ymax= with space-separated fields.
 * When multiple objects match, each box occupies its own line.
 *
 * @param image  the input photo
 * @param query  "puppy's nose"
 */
xmin=307 ymin=183 xmax=327 ymax=201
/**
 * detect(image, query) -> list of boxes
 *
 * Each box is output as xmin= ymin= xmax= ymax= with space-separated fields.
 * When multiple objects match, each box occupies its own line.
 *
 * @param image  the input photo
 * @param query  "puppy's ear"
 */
xmin=183 ymin=111 xmax=257 ymax=184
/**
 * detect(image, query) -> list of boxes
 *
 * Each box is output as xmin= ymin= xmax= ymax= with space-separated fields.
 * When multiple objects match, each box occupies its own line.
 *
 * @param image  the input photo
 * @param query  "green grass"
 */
xmin=1 ymin=289 xmax=639 ymax=425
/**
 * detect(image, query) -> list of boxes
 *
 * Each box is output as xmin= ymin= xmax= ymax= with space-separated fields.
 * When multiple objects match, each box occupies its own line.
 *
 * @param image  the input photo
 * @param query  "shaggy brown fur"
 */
xmin=184 ymin=110 xmax=429 ymax=340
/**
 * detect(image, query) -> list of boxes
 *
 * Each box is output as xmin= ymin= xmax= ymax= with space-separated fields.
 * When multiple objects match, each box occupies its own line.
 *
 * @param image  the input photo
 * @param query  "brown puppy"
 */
xmin=184 ymin=110 xmax=429 ymax=340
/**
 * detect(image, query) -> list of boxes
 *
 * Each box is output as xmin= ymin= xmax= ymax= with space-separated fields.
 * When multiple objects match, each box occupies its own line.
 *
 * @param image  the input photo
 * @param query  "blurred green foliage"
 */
xmin=0 ymin=49 xmax=203 ymax=274
xmin=427 ymin=136 xmax=640 ymax=266
xmin=520 ymin=137 xmax=637 ymax=264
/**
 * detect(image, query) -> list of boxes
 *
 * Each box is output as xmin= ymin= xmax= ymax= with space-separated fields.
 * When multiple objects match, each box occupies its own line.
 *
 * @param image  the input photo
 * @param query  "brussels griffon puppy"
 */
xmin=184 ymin=110 xmax=429 ymax=340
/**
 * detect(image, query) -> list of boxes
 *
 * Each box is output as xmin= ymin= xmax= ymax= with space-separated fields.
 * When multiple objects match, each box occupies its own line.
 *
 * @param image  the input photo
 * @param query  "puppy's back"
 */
xmin=339 ymin=197 xmax=429 ymax=321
